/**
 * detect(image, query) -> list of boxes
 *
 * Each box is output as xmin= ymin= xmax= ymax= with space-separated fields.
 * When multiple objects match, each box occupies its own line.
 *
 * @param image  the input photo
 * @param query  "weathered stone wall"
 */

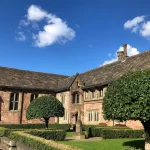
xmin=56 ymin=91 xmax=70 ymax=124
xmin=70 ymin=76 xmax=84 ymax=125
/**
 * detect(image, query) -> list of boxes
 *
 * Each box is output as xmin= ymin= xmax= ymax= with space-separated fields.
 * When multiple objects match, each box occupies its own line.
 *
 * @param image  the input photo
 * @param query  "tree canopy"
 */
xmin=102 ymin=70 xmax=150 ymax=150
xmin=103 ymin=70 xmax=150 ymax=122
xmin=26 ymin=96 xmax=64 ymax=128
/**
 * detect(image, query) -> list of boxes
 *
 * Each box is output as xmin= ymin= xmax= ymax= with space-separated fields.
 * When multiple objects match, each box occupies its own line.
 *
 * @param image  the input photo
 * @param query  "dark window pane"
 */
xmin=15 ymin=93 xmax=19 ymax=102
xmin=10 ymin=93 xmax=14 ymax=102
xmin=72 ymin=94 xmax=75 ymax=103
xmin=14 ymin=102 xmax=18 ymax=110
xmin=9 ymin=93 xmax=14 ymax=110
xmin=30 ymin=94 xmax=34 ymax=102
xmin=9 ymin=101 xmax=14 ymax=110
xmin=77 ymin=94 xmax=79 ymax=103
xmin=35 ymin=94 xmax=38 ymax=99
xmin=92 ymin=91 xmax=95 ymax=98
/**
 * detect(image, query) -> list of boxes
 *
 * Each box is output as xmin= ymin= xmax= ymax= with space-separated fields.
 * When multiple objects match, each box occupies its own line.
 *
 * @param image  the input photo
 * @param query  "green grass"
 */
xmin=60 ymin=138 xmax=144 ymax=150
xmin=66 ymin=132 xmax=74 ymax=137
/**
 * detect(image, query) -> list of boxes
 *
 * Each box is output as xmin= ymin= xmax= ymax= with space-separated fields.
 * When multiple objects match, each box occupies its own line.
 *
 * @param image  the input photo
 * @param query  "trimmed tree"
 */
xmin=26 ymin=96 xmax=64 ymax=128
xmin=102 ymin=70 xmax=150 ymax=150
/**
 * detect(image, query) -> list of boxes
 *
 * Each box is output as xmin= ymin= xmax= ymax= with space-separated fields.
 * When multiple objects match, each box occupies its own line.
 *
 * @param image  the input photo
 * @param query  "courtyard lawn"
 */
xmin=60 ymin=138 xmax=144 ymax=150
xmin=66 ymin=132 xmax=74 ymax=137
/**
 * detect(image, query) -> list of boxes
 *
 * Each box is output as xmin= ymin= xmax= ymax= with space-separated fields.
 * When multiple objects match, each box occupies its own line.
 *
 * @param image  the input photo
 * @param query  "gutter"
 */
xmin=19 ymin=90 xmax=24 ymax=124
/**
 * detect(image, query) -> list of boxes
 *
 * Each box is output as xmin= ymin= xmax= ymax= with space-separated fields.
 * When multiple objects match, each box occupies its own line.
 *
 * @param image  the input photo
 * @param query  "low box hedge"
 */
xmin=8 ymin=131 xmax=81 ymax=150
xmin=28 ymin=130 xmax=66 ymax=141
xmin=82 ymin=125 xmax=129 ymax=138
xmin=0 ymin=127 xmax=67 ymax=141
xmin=0 ymin=123 xmax=70 ymax=131
xmin=101 ymin=129 xmax=144 ymax=139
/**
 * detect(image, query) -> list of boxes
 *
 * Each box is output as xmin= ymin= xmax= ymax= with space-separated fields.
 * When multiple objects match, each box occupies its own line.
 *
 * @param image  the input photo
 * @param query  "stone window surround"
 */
xmin=87 ymin=109 xmax=99 ymax=122
xmin=72 ymin=92 xmax=81 ymax=104
xmin=61 ymin=95 xmax=65 ymax=105
xmin=84 ymin=88 xmax=104 ymax=100
xmin=63 ymin=110 xmax=68 ymax=120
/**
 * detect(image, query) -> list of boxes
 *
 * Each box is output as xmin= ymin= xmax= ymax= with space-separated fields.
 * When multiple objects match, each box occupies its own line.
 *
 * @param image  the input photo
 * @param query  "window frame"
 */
xmin=9 ymin=92 xmax=19 ymax=111
xmin=30 ymin=94 xmax=38 ymax=102
xmin=87 ymin=110 xmax=99 ymax=122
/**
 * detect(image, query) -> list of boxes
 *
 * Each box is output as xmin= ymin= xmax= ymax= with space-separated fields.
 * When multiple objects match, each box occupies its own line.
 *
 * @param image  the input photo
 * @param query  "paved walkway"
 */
xmin=65 ymin=136 xmax=103 ymax=142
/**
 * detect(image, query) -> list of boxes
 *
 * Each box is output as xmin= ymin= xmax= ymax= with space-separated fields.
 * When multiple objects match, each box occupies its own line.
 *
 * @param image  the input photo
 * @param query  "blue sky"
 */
xmin=0 ymin=0 xmax=150 ymax=76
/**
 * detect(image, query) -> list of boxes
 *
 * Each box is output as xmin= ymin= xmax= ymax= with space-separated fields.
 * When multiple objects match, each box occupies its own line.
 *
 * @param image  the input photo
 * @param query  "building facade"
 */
xmin=0 ymin=44 xmax=150 ymax=129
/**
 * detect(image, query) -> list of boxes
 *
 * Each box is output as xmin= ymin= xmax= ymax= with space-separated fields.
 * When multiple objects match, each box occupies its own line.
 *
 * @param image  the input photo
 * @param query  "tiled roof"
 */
xmin=80 ymin=50 xmax=150 ymax=88
xmin=0 ymin=66 xmax=68 ymax=91
xmin=1 ymin=50 xmax=150 ymax=91
xmin=57 ymin=50 xmax=150 ymax=90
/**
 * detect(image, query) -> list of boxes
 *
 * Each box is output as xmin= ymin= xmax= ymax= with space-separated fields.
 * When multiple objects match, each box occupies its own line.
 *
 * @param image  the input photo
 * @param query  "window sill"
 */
xmin=87 ymin=121 xmax=99 ymax=122
xmin=85 ymin=97 xmax=103 ymax=101
xmin=9 ymin=110 xmax=20 ymax=112
xmin=72 ymin=103 xmax=82 ymax=105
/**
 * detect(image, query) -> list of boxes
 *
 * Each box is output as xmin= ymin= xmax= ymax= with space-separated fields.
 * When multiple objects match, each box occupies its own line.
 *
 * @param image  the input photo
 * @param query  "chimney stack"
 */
xmin=117 ymin=44 xmax=128 ymax=61
xmin=123 ymin=44 xmax=127 ymax=57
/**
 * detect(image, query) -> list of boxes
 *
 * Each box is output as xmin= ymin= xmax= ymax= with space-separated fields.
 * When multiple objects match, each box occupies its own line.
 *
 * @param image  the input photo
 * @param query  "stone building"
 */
xmin=0 ymin=44 xmax=150 ymax=129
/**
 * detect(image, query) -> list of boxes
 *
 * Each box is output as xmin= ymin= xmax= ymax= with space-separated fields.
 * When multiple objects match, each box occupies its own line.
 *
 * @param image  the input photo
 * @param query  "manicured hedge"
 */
xmin=28 ymin=130 xmax=66 ymax=141
xmin=0 ymin=127 xmax=66 ymax=141
xmin=101 ymin=129 xmax=144 ymax=139
xmin=0 ymin=123 xmax=70 ymax=130
xmin=82 ymin=125 xmax=129 ymax=138
xmin=8 ymin=131 xmax=81 ymax=150
xmin=83 ymin=126 xmax=144 ymax=139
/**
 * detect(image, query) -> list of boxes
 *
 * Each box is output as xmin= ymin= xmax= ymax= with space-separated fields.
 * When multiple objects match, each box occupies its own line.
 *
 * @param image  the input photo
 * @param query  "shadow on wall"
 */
xmin=123 ymin=139 xmax=144 ymax=150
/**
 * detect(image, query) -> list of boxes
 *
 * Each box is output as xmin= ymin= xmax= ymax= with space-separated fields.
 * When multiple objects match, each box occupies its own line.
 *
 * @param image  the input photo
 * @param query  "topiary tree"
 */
xmin=26 ymin=96 xmax=64 ymax=128
xmin=102 ymin=70 xmax=150 ymax=150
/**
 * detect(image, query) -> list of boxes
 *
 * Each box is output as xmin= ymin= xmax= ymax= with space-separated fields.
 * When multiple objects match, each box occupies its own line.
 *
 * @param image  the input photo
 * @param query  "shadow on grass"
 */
xmin=123 ymin=139 xmax=144 ymax=150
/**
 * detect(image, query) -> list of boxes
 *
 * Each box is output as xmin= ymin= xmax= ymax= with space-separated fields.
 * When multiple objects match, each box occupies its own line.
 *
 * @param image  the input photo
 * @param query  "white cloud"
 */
xmin=103 ymin=58 xmax=117 ymax=65
xmin=16 ymin=5 xmax=75 ymax=47
xmin=102 ymin=44 xmax=139 ymax=65
xmin=27 ymin=5 xmax=47 ymax=21
xmin=15 ymin=32 xmax=26 ymax=41
xmin=124 ymin=15 xmax=150 ymax=39
xmin=124 ymin=16 xmax=145 ymax=30
xmin=140 ymin=21 xmax=150 ymax=37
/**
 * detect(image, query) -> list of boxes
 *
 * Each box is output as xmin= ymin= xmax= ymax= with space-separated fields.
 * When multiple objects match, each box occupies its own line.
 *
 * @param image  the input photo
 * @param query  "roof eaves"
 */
xmin=0 ymin=86 xmax=56 ymax=92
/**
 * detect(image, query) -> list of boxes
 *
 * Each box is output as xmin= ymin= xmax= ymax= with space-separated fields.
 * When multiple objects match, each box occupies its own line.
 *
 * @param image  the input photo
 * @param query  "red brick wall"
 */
xmin=0 ymin=91 xmax=21 ymax=124
xmin=0 ymin=90 xmax=55 ymax=124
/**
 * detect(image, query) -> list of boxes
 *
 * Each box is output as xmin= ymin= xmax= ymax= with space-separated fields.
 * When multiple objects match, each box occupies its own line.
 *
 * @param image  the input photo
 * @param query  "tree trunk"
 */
xmin=44 ymin=117 xmax=50 ymax=128
xmin=141 ymin=120 xmax=150 ymax=150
